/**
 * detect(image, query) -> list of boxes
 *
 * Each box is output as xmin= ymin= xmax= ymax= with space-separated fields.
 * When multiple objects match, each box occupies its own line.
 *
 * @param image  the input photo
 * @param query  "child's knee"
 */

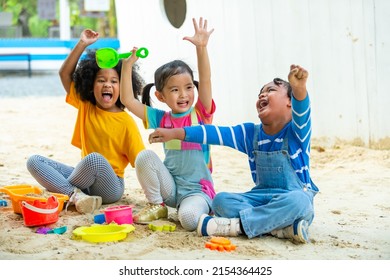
xmin=178 ymin=196 xmax=209 ymax=231
xmin=178 ymin=207 xmax=198 ymax=231
xmin=84 ymin=152 xmax=103 ymax=162
xmin=26 ymin=154 xmax=42 ymax=171
xmin=212 ymin=192 xmax=230 ymax=213
xmin=135 ymin=149 xmax=158 ymax=168
xmin=286 ymin=190 xmax=313 ymax=214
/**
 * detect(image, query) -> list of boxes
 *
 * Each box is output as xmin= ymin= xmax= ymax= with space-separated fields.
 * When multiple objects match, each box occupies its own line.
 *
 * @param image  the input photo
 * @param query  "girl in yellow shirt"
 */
xmin=26 ymin=29 xmax=145 ymax=214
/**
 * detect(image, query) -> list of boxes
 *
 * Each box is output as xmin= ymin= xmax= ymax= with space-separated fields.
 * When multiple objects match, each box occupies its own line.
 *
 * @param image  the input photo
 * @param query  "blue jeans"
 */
xmin=212 ymin=140 xmax=316 ymax=239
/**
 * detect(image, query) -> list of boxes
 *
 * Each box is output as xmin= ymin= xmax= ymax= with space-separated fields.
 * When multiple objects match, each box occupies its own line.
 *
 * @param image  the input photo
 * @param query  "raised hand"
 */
xmin=80 ymin=29 xmax=99 ymax=46
xmin=123 ymin=47 xmax=139 ymax=66
xmin=288 ymin=64 xmax=308 ymax=100
xmin=183 ymin=17 xmax=214 ymax=47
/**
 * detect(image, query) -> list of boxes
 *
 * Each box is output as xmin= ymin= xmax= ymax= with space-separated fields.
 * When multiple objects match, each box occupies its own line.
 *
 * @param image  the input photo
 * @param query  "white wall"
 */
xmin=115 ymin=0 xmax=390 ymax=148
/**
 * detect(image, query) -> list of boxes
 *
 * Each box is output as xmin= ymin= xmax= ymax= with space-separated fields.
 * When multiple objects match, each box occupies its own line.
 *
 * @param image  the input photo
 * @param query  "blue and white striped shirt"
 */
xmin=184 ymin=94 xmax=318 ymax=191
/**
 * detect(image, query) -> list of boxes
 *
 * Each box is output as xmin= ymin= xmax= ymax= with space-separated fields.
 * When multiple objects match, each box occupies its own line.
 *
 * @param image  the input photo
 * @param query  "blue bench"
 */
xmin=0 ymin=53 xmax=32 ymax=76
xmin=0 ymin=38 xmax=120 ymax=77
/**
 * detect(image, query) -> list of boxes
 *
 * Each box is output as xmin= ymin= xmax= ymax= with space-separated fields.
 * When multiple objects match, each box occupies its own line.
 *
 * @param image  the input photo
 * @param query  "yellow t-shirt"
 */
xmin=66 ymin=82 xmax=145 ymax=178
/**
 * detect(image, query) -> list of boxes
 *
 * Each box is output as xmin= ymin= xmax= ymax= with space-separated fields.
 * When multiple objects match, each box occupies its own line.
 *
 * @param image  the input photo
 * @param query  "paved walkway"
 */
xmin=0 ymin=71 xmax=63 ymax=97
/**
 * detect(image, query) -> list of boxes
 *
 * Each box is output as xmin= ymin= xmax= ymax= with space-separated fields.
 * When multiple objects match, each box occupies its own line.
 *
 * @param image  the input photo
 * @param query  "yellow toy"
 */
xmin=73 ymin=223 xmax=135 ymax=243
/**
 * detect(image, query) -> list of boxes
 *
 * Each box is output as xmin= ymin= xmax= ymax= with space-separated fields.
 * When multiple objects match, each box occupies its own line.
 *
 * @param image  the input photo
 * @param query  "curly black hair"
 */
xmin=73 ymin=50 xmax=144 ymax=110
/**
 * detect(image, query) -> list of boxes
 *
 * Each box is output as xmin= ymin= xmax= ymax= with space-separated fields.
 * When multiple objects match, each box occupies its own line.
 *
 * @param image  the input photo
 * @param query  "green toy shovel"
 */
xmin=96 ymin=47 xmax=149 ymax=69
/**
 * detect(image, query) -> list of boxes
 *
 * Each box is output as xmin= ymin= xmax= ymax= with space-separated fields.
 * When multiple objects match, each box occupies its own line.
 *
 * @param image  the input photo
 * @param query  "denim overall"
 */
xmin=213 ymin=125 xmax=317 ymax=239
xmin=162 ymin=108 xmax=214 ymax=209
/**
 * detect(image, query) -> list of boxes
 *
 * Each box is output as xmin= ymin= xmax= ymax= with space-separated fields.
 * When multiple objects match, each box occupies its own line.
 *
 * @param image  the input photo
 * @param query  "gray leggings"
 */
xmin=26 ymin=152 xmax=124 ymax=204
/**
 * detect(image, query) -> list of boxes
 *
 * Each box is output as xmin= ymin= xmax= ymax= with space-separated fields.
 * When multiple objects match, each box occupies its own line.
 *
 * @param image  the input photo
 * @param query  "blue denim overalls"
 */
xmin=212 ymin=125 xmax=317 ymax=239
xmin=162 ymin=108 xmax=215 ymax=209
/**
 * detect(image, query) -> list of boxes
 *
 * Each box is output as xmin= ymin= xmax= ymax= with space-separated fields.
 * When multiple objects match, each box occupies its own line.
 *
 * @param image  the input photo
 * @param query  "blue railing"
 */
xmin=0 ymin=38 xmax=120 ymax=49
xmin=0 ymin=38 xmax=120 ymax=77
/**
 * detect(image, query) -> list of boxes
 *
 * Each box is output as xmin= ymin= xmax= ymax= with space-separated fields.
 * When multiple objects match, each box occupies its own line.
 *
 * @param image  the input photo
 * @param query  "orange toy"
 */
xmin=0 ymin=184 xmax=68 ymax=214
xmin=205 ymin=237 xmax=237 ymax=252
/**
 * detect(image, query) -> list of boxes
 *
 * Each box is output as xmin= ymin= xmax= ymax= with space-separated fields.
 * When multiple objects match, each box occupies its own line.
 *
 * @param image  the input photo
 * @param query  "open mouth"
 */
xmin=177 ymin=100 xmax=189 ymax=107
xmin=259 ymin=99 xmax=268 ymax=110
xmin=102 ymin=92 xmax=113 ymax=102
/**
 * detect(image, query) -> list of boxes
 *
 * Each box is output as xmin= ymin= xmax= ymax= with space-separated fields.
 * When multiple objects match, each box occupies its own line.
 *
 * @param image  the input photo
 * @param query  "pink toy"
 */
xmin=104 ymin=205 xmax=133 ymax=225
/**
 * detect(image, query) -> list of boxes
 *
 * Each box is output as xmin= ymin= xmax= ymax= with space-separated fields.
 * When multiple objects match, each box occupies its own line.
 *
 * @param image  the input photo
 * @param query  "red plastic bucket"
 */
xmin=104 ymin=205 xmax=133 ymax=225
xmin=20 ymin=196 xmax=59 ymax=227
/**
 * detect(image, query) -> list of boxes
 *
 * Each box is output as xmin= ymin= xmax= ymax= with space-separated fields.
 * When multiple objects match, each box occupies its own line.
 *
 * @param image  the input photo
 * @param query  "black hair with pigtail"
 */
xmin=141 ymin=60 xmax=199 ymax=107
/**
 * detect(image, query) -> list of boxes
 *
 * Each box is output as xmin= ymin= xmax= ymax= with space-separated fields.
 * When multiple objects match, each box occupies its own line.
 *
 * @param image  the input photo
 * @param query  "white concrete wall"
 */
xmin=115 ymin=0 xmax=390 ymax=148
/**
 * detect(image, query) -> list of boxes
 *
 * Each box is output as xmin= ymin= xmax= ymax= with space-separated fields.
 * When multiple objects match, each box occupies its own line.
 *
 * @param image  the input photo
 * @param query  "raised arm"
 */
xmin=120 ymin=47 xmax=146 ymax=121
xmin=288 ymin=64 xmax=308 ymax=101
xmin=59 ymin=29 xmax=99 ymax=94
xmin=183 ymin=17 xmax=214 ymax=112
xmin=288 ymin=64 xmax=311 ymax=148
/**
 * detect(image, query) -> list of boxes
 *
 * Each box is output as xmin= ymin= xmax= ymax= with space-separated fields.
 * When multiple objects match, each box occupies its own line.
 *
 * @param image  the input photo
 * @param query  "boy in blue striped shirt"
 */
xmin=149 ymin=64 xmax=318 ymax=244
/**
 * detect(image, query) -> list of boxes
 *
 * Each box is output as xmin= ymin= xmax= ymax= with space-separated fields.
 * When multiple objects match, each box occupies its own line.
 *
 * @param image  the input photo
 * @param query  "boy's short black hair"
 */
xmin=273 ymin=78 xmax=292 ymax=99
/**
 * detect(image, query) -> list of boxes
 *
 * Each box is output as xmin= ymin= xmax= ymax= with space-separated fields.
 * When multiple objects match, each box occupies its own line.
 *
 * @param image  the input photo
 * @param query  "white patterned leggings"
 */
xmin=135 ymin=149 xmax=210 ymax=231
xmin=26 ymin=152 xmax=124 ymax=204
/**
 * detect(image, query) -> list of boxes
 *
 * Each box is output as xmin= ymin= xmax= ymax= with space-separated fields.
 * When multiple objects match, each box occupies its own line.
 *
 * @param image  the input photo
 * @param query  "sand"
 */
xmin=0 ymin=73 xmax=389 ymax=268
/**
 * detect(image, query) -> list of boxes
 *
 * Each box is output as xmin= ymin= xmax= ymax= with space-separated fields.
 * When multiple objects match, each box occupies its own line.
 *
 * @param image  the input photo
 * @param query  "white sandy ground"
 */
xmin=0 ymin=71 xmax=389 ymax=277
xmin=0 ymin=94 xmax=389 ymax=262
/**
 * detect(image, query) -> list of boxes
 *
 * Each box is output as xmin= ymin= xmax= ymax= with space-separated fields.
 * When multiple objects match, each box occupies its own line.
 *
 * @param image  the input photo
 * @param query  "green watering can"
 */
xmin=96 ymin=47 xmax=149 ymax=69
